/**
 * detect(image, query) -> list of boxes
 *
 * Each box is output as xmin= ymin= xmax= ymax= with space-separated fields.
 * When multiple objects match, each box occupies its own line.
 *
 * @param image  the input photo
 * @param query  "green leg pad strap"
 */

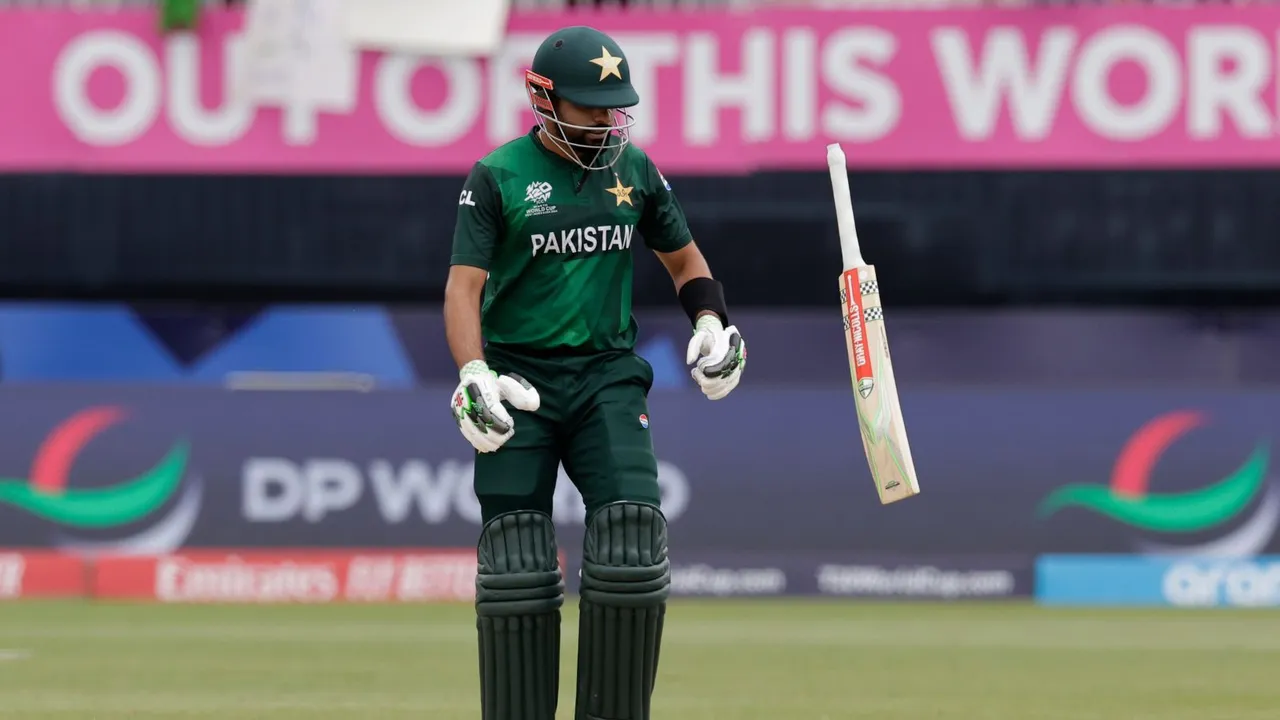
xmin=575 ymin=502 xmax=671 ymax=720
xmin=476 ymin=511 xmax=565 ymax=720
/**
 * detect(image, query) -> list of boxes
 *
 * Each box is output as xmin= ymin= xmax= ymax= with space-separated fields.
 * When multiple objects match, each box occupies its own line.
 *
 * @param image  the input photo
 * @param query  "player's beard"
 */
xmin=558 ymin=124 xmax=613 ymax=165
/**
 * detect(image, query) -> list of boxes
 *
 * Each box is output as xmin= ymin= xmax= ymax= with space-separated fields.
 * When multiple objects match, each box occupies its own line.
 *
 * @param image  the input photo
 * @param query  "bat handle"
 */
xmin=826 ymin=143 xmax=864 ymax=270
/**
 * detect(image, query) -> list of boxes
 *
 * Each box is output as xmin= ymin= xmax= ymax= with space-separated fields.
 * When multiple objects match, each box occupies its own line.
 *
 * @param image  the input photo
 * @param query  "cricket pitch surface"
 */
xmin=1 ymin=599 xmax=1277 ymax=719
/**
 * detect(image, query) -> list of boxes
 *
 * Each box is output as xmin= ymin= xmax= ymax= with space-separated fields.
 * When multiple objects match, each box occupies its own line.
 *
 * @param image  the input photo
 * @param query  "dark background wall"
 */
xmin=5 ymin=169 xmax=1278 ymax=307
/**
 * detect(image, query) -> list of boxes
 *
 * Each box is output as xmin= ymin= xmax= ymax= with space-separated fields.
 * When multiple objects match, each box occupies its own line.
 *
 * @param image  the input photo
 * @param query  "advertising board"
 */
xmin=668 ymin=553 xmax=1031 ymax=599
xmin=0 ymin=386 xmax=1275 ymax=565
xmin=5 ymin=7 xmax=1280 ymax=172
xmin=1037 ymin=555 xmax=1280 ymax=607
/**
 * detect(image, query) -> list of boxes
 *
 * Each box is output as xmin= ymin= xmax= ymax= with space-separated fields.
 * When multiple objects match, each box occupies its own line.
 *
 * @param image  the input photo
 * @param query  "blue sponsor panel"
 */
xmin=0 ymin=302 xmax=417 ymax=387
xmin=1035 ymin=555 xmax=1172 ymax=606
xmin=0 ymin=385 xmax=1277 ymax=567
xmin=1036 ymin=555 xmax=1280 ymax=607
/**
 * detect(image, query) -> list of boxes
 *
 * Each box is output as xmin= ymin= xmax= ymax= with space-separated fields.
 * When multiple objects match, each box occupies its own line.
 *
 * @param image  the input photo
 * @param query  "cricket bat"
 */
xmin=826 ymin=143 xmax=921 ymax=504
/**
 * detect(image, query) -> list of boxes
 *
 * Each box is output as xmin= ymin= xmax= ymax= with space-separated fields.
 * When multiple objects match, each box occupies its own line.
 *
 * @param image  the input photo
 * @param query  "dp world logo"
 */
xmin=1037 ymin=411 xmax=1280 ymax=558
xmin=0 ymin=406 xmax=201 ymax=554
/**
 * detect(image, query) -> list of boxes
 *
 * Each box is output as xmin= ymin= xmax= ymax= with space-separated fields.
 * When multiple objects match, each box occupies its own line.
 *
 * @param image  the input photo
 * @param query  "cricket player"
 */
xmin=444 ymin=25 xmax=746 ymax=720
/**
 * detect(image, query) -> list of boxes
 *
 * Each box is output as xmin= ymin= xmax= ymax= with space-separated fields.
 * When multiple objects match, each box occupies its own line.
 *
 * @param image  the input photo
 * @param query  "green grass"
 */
xmin=0 ymin=599 xmax=1278 ymax=718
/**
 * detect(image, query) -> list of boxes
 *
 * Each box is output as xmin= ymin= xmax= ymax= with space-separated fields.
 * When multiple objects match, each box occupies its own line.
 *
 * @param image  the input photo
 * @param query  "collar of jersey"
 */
xmin=528 ymin=126 xmax=570 ymax=163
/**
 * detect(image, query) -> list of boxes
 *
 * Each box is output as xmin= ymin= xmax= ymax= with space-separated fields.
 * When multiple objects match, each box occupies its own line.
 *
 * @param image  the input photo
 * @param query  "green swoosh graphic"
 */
xmin=1037 ymin=445 xmax=1268 ymax=533
xmin=0 ymin=443 xmax=188 ymax=529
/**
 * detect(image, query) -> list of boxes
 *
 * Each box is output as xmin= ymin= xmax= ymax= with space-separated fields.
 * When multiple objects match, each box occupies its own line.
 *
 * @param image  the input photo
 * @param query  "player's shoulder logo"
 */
xmin=524 ymin=181 xmax=557 ymax=218
xmin=639 ymin=413 xmax=649 ymax=429
xmin=657 ymin=167 xmax=671 ymax=192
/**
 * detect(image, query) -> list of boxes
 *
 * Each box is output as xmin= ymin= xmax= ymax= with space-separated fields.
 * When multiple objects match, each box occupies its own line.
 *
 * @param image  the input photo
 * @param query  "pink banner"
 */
xmin=4 ymin=7 xmax=1280 ymax=173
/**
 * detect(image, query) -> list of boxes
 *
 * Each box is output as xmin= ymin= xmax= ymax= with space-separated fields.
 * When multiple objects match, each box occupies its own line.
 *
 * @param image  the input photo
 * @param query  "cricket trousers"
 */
xmin=474 ymin=345 xmax=662 ymax=523
xmin=472 ymin=345 xmax=670 ymax=720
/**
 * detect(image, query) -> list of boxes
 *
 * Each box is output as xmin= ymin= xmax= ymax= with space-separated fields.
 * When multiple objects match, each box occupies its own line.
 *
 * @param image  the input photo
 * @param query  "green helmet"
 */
xmin=526 ymin=26 xmax=638 ymax=171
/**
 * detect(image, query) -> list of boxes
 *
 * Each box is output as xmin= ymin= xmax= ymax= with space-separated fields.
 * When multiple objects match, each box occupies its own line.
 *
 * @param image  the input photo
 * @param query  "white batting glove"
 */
xmin=450 ymin=360 xmax=541 ymax=453
xmin=685 ymin=315 xmax=746 ymax=401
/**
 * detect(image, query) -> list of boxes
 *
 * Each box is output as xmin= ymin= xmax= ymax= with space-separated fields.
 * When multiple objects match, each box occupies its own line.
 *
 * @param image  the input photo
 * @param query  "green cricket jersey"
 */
xmin=451 ymin=127 xmax=693 ymax=354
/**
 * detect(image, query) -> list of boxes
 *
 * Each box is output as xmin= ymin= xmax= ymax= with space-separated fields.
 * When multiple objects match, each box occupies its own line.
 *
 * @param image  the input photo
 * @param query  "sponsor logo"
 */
xmin=639 ymin=413 xmax=649 ymax=429
xmin=841 ymin=271 xmax=873 ymax=393
xmin=524 ymin=181 xmax=557 ymax=217
xmin=1036 ymin=554 xmax=1280 ymax=607
xmin=91 ymin=550 xmax=547 ymax=603
xmin=1163 ymin=559 xmax=1280 ymax=607
xmin=0 ymin=407 xmax=201 ymax=554
xmin=816 ymin=564 xmax=1016 ymax=598
xmin=670 ymin=564 xmax=787 ymax=596
xmin=524 ymin=181 xmax=552 ymax=204
xmin=155 ymin=555 xmax=341 ymax=603
xmin=240 ymin=457 xmax=690 ymax=526
xmin=1038 ymin=411 xmax=1280 ymax=558
xmin=344 ymin=554 xmax=478 ymax=602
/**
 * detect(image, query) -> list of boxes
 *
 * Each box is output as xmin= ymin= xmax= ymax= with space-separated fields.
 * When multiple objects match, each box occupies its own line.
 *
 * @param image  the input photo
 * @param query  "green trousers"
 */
xmin=475 ymin=346 xmax=662 ymax=524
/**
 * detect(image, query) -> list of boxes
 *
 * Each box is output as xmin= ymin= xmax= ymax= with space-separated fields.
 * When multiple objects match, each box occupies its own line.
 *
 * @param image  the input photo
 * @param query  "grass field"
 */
xmin=0 ymin=599 xmax=1278 ymax=718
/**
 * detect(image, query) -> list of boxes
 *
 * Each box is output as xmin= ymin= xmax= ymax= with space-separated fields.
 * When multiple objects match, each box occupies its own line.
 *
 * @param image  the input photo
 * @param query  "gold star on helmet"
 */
xmin=590 ymin=46 xmax=624 ymax=82
xmin=606 ymin=176 xmax=633 ymax=206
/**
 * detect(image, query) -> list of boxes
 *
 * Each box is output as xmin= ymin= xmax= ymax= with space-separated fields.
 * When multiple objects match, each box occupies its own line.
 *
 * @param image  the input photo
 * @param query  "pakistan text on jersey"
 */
xmin=531 ymin=224 xmax=635 ymax=257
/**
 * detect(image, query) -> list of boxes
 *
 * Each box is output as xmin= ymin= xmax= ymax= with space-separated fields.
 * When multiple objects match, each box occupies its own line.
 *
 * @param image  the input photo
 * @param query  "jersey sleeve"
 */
xmin=638 ymin=155 xmax=693 ymax=254
xmin=450 ymin=162 xmax=504 ymax=269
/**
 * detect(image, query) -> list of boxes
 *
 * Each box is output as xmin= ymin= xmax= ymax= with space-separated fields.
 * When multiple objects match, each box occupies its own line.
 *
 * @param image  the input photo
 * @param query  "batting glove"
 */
xmin=686 ymin=315 xmax=745 ymax=401
xmin=451 ymin=360 xmax=541 ymax=453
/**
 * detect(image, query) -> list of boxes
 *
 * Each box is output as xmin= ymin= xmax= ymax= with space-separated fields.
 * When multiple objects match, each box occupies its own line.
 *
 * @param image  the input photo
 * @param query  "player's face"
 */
xmin=529 ymin=87 xmax=635 ymax=171
xmin=552 ymin=97 xmax=617 ymax=147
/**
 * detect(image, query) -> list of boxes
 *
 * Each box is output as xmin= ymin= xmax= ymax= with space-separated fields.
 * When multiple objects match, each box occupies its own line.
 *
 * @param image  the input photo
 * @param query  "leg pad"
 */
xmin=476 ymin=511 xmax=564 ymax=720
xmin=575 ymin=502 xmax=670 ymax=720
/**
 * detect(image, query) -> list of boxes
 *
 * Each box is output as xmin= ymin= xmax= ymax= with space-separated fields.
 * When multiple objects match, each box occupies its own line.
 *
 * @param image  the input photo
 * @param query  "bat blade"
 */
xmin=829 ymin=143 xmax=921 ymax=505
xmin=840 ymin=267 xmax=920 ymax=503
